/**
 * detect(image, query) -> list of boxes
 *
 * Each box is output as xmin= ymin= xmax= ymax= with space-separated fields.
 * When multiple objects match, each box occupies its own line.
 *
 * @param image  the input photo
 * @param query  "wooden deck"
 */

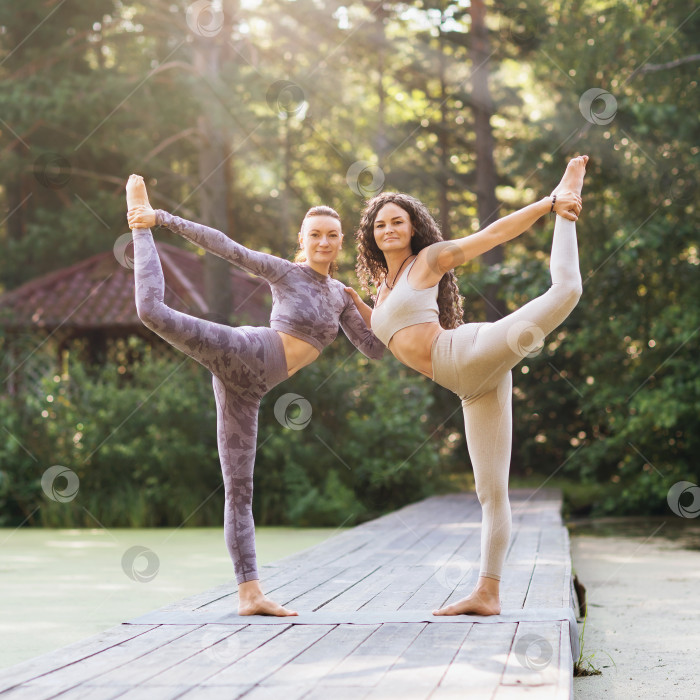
xmin=0 ymin=490 xmax=579 ymax=699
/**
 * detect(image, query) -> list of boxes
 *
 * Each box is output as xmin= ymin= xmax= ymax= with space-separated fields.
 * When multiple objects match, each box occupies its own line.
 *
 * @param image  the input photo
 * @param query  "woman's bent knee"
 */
xmin=136 ymin=300 xmax=164 ymax=329
xmin=554 ymin=279 xmax=582 ymax=309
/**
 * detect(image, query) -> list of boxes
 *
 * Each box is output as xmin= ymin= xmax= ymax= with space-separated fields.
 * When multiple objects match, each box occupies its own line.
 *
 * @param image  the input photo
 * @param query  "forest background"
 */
xmin=0 ymin=0 xmax=697 ymax=528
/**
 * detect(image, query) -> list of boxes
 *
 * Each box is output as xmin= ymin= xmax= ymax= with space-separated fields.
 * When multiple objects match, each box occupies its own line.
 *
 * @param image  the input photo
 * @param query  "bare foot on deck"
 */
xmin=551 ymin=155 xmax=589 ymax=198
xmin=238 ymin=596 xmax=298 ymax=617
xmin=238 ymin=581 xmax=298 ymax=617
xmin=126 ymin=174 xmax=151 ymax=210
xmin=433 ymin=579 xmax=501 ymax=617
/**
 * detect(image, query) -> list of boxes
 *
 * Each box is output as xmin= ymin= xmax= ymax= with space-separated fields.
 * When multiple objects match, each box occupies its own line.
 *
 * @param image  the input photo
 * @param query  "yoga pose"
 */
xmin=349 ymin=156 xmax=587 ymax=616
xmin=126 ymin=175 xmax=383 ymax=616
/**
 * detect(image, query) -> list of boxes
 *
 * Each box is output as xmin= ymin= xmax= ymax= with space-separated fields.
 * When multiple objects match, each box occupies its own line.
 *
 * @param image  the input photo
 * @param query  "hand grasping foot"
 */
xmin=126 ymin=174 xmax=151 ymax=209
xmin=126 ymin=174 xmax=156 ymax=229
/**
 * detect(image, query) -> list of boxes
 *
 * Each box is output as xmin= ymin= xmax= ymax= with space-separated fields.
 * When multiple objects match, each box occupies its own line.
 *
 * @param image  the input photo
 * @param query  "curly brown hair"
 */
xmin=355 ymin=192 xmax=464 ymax=329
xmin=294 ymin=205 xmax=341 ymax=276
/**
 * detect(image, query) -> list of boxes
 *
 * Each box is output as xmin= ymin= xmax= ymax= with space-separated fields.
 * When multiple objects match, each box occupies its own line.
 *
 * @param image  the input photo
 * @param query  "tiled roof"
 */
xmin=0 ymin=241 xmax=271 ymax=332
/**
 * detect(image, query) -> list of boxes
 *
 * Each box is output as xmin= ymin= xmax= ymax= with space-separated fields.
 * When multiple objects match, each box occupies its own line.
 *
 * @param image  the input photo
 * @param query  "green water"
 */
xmin=0 ymin=526 xmax=343 ymax=670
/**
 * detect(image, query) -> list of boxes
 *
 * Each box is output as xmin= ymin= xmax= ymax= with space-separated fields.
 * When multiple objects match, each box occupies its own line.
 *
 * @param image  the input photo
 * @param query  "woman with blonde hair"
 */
xmin=126 ymin=175 xmax=383 ymax=617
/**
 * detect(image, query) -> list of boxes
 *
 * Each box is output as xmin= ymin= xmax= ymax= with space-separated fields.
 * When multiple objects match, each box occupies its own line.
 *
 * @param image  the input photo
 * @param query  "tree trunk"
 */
xmin=193 ymin=5 xmax=236 ymax=323
xmin=373 ymin=3 xmax=390 ymax=169
xmin=470 ymin=0 xmax=505 ymax=321
xmin=437 ymin=21 xmax=450 ymax=239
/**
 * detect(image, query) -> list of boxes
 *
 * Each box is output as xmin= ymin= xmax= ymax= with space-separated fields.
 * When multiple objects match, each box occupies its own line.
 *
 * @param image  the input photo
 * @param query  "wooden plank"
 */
xmin=500 ymin=621 xmax=562 ymax=687
xmin=283 ymin=565 xmax=383 ymax=610
xmin=268 ymin=532 xmax=376 ymax=572
xmin=302 ymin=686 xmax=371 ymax=700
xmin=0 ymin=625 xmax=159 ymax=692
xmin=198 ymin=566 xmax=348 ymax=613
xmin=432 ymin=622 xmax=518 ymax=697
xmin=499 ymin=564 xmax=535 ymax=610
xmin=199 ymin=625 xmax=331 ymax=687
xmin=524 ymin=564 xmax=570 ymax=609
xmin=317 ymin=623 xmax=427 ymax=688
xmin=400 ymin=530 xmax=482 ymax=610
xmin=138 ymin=625 xmax=290 ymax=688
xmin=357 ymin=566 xmax=439 ymax=611
xmin=313 ymin=566 xmax=401 ymax=612
xmin=178 ymin=688 xmax=254 ymax=700
xmin=492 ymin=686 xmax=563 ymax=699
xmin=62 ymin=686 xmax=222 ymax=700
xmin=0 ymin=626 xmax=193 ymax=700
xmin=496 ymin=618 xmax=572 ymax=699
xmin=80 ymin=624 xmax=248 ymax=688
xmin=257 ymin=624 xmax=379 ymax=690
xmin=363 ymin=622 xmax=473 ymax=700
xmin=1 ymin=686 xmax=127 ymax=700
xmin=507 ymin=525 xmax=541 ymax=565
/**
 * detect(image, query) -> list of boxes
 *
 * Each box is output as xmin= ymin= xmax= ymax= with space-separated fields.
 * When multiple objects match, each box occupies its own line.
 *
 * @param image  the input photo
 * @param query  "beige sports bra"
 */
xmin=371 ymin=258 xmax=440 ymax=346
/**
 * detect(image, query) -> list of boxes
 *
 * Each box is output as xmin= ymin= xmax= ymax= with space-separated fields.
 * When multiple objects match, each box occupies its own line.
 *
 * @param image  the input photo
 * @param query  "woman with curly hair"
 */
xmin=126 ymin=175 xmax=383 ymax=617
xmin=348 ymin=156 xmax=587 ymax=616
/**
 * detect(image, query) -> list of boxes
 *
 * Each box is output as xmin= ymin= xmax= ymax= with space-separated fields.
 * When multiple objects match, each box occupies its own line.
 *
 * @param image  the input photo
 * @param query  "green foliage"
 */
xmin=0 ymin=338 xmax=453 ymax=528
xmin=0 ymin=339 xmax=220 ymax=527
xmin=1 ymin=0 xmax=698 ymax=518
xmin=256 ymin=346 xmax=453 ymax=525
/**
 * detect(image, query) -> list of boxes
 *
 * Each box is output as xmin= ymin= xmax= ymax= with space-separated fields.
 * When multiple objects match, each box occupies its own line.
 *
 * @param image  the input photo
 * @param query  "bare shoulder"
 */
xmin=411 ymin=247 xmax=446 ymax=289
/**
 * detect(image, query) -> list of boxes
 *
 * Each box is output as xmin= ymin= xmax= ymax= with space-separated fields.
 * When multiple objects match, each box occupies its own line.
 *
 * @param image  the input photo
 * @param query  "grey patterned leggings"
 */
xmin=132 ymin=229 xmax=288 ymax=583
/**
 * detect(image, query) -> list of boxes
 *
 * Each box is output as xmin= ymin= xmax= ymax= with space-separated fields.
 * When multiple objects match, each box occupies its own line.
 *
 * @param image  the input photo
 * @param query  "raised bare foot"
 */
xmin=126 ymin=174 xmax=151 ymax=210
xmin=432 ymin=587 xmax=501 ymax=617
xmin=238 ymin=594 xmax=298 ymax=617
xmin=551 ymin=155 xmax=588 ymax=198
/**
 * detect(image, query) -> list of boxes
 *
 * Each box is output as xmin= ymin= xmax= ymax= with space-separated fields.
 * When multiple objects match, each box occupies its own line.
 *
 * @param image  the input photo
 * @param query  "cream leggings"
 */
xmin=431 ymin=216 xmax=582 ymax=581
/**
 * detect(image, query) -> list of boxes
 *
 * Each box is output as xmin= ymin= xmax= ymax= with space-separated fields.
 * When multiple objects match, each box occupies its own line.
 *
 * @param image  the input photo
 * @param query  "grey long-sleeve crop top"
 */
xmin=155 ymin=210 xmax=384 ymax=360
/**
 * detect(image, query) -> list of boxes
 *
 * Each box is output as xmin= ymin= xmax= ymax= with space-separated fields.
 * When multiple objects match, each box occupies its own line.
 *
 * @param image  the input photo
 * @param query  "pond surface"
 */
xmin=0 ymin=526 xmax=343 ymax=669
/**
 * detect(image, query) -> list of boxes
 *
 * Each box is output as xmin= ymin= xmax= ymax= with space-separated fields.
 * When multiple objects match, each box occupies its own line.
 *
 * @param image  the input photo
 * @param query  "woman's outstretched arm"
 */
xmin=421 ymin=192 xmax=581 ymax=278
xmin=128 ymin=205 xmax=291 ymax=283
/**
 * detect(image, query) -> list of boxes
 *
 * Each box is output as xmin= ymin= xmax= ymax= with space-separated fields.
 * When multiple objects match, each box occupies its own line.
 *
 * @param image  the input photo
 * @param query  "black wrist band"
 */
xmin=550 ymin=194 xmax=557 ymax=213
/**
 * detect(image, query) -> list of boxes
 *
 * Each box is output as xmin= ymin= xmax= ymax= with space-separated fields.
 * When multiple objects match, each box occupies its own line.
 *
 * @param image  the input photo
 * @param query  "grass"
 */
xmin=573 ymin=605 xmax=611 ymax=677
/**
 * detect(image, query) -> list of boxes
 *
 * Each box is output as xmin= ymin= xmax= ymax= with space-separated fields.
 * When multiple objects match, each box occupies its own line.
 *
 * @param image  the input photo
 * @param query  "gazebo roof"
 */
xmin=0 ymin=241 xmax=271 ymax=332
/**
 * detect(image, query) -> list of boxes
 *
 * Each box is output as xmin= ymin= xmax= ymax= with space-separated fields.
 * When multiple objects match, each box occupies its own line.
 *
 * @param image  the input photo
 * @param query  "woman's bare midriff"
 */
xmin=388 ymin=322 xmax=443 ymax=379
xmin=276 ymin=331 xmax=320 ymax=377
